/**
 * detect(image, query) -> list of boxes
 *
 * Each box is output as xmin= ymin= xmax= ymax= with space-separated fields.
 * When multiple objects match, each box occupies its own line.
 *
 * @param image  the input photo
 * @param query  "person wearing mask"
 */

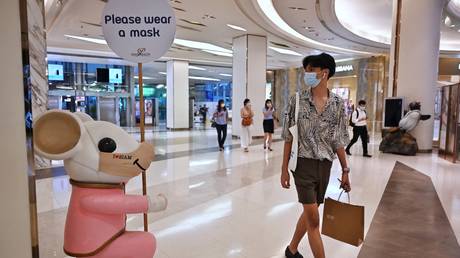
xmin=346 ymin=100 xmax=372 ymax=157
xmin=281 ymin=53 xmax=351 ymax=258
xmin=240 ymin=98 xmax=254 ymax=152
xmin=213 ymin=100 xmax=229 ymax=151
xmin=263 ymin=99 xmax=275 ymax=151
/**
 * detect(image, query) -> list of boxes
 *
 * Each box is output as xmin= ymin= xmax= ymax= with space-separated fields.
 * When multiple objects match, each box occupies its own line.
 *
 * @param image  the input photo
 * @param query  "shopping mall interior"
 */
xmin=1 ymin=0 xmax=460 ymax=257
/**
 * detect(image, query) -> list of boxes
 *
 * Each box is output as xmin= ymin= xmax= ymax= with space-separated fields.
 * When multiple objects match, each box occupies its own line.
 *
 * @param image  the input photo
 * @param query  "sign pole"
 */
xmin=138 ymin=62 xmax=148 ymax=232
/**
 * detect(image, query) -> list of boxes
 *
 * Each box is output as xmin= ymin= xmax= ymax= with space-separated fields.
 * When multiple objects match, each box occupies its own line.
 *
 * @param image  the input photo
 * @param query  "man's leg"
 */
xmin=346 ymin=127 xmax=359 ymax=153
xmin=359 ymin=127 xmax=370 ymax=156
xmin=221 ymin=125 xmax=227 ymax=147
xmin=288 ymin=211 xmax=308 ymax=254
xmin=304 ymin=203 xmax=325 ymax=258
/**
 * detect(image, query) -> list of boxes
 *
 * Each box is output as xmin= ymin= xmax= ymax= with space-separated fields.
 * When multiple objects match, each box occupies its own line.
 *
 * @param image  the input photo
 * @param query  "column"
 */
xmin=166 ymin=60 xmax=189 ymax=129
xmin=232 ymin=35 xmax=267 ymax=137
xmin=389 ymin=0 xmax=445 ymax=151
xmin=0 ymin=0 xmax=33 ymax=257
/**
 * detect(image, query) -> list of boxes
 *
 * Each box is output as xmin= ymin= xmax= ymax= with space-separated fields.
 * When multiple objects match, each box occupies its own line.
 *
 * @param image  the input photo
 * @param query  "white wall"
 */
xmin=0 ymin=0 xmax=33 ymax=257
xmin=166 ymin=60 xmax=189 ymax=129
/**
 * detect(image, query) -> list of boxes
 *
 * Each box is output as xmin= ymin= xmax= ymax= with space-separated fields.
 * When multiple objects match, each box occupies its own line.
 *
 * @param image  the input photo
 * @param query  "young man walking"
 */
xmin=281 ymin=53 xmax=351 ymax=258
xmin=346 ymin=100 xmax=372 ymax=157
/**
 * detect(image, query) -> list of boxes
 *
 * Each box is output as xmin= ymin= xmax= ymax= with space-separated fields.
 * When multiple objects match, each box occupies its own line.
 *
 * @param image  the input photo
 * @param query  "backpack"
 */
xmin=349 ymin=109 xmax=366 ymax=127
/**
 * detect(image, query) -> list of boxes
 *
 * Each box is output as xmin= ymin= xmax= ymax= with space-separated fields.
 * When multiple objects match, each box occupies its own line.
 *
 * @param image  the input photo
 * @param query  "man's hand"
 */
xmin=281 ymin=165 xmax=291 ymax=189
xmin=340 ymin=173 xmax=351 ymax=192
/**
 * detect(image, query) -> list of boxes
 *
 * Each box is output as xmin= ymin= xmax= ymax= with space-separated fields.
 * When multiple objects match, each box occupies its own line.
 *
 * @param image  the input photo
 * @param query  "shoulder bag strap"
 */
xmin=294 ymin=92 xmax=300 ymax=124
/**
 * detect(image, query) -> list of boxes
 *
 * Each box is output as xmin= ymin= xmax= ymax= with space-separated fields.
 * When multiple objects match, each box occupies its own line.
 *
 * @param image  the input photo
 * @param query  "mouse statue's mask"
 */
xmin=99 ymin=141 xmax=154 ymax=177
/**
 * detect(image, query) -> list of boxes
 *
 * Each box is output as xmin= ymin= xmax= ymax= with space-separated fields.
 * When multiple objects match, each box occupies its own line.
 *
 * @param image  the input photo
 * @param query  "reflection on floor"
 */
xmin=358 ymin=162 xmax=460 ymax=258
xmin=35 ymin=129 xmax=460 ymax=258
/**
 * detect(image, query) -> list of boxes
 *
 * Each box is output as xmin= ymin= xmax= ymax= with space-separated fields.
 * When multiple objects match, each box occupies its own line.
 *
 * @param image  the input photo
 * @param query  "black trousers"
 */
xmin=346 ymin=126 xmax=369 ymax=154
xmin=216 ymin=124 xmax=227 ymax=148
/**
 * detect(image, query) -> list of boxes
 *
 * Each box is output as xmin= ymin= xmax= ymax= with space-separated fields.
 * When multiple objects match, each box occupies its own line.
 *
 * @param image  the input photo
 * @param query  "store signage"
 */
xmin=336 ymin=65 xmax=354 ymax=73
xmin=101 ymin=0 xmax=176 ymax=63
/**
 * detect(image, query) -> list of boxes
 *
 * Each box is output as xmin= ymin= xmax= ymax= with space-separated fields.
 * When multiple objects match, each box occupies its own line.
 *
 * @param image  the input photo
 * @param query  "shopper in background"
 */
xmin=240 ymin=98 xmax=254 ymax=152
xmin=346 ymin=99 xmax=372 ymax=157
xmin=213 ymin=99 xmax=229 ymax=151
xmin=263 ymin=99 xmax=275 ymax=151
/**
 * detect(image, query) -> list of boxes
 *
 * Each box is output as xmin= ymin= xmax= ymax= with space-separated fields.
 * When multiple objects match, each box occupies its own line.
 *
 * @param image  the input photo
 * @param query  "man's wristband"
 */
xmin=342 ymin=167 xmax=350 ymax=173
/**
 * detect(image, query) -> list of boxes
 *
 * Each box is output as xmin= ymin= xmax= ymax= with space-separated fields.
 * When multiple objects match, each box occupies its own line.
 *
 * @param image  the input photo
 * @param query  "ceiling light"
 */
xmin=64 ymin=34 xmax=107 ymax=45
xmin=174 ymin=39 xmax=232 ymax=54
xmin=189 ymin=76 xmax=220 ymax=81
xmin=189 ymin=65 xmax=206 ymax=71
xmin=219 ymin=73 xmax=232 ymax=77
xmin=156 ymin=84 xmax=165 ymax=89
xmin=159 ymin=72 xmax=167 ymax=75
xmin=134 ymin=76 xmax=157 ymax=80
xmin=202 ymin=50 xmax=233 ymax=57
xmin=227 ymin=24 xmax=247 ymax=31
xmin=269 ymin=46 xmax=302 ymax=56
xmin=256 ymin=0 xmax=373 ymax=55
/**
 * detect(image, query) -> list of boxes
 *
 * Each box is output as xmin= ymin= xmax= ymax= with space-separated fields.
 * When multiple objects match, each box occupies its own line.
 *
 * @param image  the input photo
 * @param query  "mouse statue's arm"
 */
xmin=80 ymin=193 xmax=167 ymax=214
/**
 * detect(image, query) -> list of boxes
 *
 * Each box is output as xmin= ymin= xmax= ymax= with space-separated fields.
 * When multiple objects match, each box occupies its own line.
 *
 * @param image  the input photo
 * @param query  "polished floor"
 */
xmin=36 ymin=128 xmax=460 ymax=258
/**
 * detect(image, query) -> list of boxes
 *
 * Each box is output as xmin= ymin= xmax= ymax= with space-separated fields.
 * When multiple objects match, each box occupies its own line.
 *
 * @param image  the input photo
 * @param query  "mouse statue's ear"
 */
xmin=33 ymin=110 xmax=85 ymax=160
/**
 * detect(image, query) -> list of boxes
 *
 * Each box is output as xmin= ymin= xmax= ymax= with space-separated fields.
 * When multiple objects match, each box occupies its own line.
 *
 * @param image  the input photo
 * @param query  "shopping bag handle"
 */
xmin=337 ymin=190 xmax=351 ymax=203
xmin=337 ymin=179 xmax=351 ymax=203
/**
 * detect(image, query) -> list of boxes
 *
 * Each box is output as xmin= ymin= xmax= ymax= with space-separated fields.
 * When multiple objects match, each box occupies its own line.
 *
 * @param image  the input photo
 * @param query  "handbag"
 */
xmin=288 ymin=92 xmax=300 ymax=172
xmin=242 ymin=117 xmax=252 ymax=127
xmin=322 ymin=191 xmax=365 ymax=247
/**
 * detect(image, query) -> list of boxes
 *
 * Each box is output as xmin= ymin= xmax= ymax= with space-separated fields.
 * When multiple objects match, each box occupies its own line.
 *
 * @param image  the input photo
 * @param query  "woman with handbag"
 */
xmin=212 ymin=99 xmax=229 ymax=151
xmin=263 ymin=99 xmax=275 ymax=151
xmin=240 ymin=98 xmax=254 ymax=152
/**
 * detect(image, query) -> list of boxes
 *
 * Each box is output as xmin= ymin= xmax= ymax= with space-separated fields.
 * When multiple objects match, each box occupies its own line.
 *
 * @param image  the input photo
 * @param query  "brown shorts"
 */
xmin=292 ymin=158 xmax=333 ymax=204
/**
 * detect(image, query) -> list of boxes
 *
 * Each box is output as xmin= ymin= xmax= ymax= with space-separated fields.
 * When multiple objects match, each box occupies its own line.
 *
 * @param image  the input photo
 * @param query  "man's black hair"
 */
xmin=358 ymin=100 xmax=366 ymax=106
xmin=244 ymin=98 xmax=250 ymax=106
xmin=302 ymin=53 xmax=336 ymax=79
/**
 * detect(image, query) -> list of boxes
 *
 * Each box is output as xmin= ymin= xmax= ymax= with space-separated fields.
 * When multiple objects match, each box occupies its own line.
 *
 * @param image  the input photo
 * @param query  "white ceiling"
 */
xmin=44 ymin=0 xmax=460 ymax=81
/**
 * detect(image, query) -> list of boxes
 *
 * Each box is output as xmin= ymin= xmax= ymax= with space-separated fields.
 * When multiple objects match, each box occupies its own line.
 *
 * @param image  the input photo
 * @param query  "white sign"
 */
xmin=101 ymin=0 xmax=176 ymax=63
xmin=336 ymin=65 xmax=354 ymax=72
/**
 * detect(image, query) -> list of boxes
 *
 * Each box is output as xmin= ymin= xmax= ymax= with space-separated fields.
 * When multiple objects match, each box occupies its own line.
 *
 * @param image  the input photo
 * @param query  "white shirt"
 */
xmin=351 ymin=108 xmax=367 ymax=127
xmin=399 ymin=110 xmax=421 ymax=132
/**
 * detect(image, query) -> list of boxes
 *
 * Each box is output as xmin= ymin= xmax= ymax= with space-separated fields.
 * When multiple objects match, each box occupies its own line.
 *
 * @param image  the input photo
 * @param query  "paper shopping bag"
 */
xmin=321 ymin=193 xmax=364 ymax=247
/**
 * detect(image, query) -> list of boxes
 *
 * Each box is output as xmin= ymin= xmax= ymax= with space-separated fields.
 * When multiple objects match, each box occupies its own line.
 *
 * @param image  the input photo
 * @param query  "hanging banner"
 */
xmin=101 ymin=0 xmax=176 ymax=63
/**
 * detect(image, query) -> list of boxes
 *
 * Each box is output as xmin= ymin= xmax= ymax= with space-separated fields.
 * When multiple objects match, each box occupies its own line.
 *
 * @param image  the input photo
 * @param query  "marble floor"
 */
xmin=35 ymin=129 xmax=460 ymax=258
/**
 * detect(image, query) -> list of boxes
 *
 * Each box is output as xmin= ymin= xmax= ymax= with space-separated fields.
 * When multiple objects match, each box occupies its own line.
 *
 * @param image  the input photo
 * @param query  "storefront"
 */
xmin=271 ymin=56 xmax=389 ymax=134
xmin=437 ymin=58 xmax=460 ymax=163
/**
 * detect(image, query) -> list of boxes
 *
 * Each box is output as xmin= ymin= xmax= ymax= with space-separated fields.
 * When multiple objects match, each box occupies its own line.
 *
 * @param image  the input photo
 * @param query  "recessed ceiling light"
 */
xmin=180 ymin=18 xmax=206 ymax=27
xmin=156 ymin=84 xmax=165 ymax=89
xmin=288 ymin=7 xmax=307 ymax=11
xmin=174 ymin=39 xmax=232 ymax=54
xmin=159 ymin=72 xmax=167 ymax=75
xmin=269 ymin=46 xmax=302 ymax=56
xmin=227 ymin=24 xmax=247 ymax=31
xmin=134 ymin=76 xmax=156 ymax=80
xmin=64 ymin=34 xmax=107 ymax=45
xmin=189 ymin=65 xmax=206 ymax=70
xmin=219 ymin=73 xmax=232 ymax=77
xmin=189 ymin=76 xmax=220 ymax=81
xmin=202 ymin=50 xmax=233 ymax=57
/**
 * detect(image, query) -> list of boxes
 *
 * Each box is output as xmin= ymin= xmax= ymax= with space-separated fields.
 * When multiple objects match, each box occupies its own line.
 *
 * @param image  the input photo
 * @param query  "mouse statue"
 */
xmin=33 ymin=110 xmax=167 ymax=258
xmin=379 ymin=101 xmax=431 ymax=156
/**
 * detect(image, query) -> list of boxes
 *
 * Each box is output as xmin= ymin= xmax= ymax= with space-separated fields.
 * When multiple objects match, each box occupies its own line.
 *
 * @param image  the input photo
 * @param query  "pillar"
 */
xmin=389 ymin=0 xmax=445 ymax=151
xmin=0 ymin=0 xmax=33 ymax=257
xmin=232 ymin=35 xmax=267 ymax=137
xmin=167 ymin=60 xmax=189 ymax=129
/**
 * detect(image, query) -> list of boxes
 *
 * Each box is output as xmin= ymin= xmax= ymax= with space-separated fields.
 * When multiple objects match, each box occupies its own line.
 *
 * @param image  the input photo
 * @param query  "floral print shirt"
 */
xmin=282 ymin=88 xmax=350 ymax=161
